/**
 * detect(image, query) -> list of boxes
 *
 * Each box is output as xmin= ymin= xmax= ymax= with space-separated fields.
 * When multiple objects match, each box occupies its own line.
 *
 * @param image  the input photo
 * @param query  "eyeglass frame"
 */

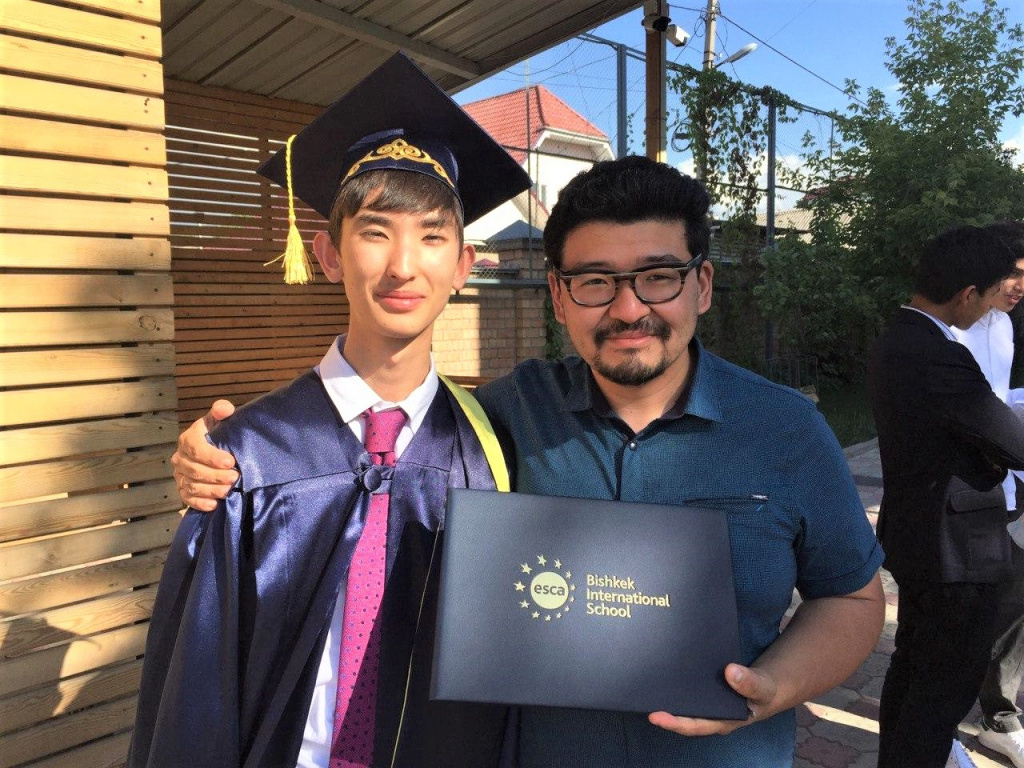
xmin=553 ymin=253 xmax=707 ymax=308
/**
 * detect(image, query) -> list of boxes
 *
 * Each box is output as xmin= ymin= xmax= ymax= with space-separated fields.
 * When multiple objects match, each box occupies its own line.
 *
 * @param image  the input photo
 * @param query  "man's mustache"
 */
xmin=594 ymin=317 xmax=672 ymax=345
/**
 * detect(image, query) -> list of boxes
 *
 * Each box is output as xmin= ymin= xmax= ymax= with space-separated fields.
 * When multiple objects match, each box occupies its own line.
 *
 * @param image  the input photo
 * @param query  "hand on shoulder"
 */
xmin=171 ymin=399 xmax=240 ymax=511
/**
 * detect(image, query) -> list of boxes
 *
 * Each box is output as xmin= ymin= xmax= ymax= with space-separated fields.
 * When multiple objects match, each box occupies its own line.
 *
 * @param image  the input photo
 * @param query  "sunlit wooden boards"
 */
xmin=0 ymin=1 xmax=173 ymax=766
xmin=163 ymin=80 xmax=348 ymax=426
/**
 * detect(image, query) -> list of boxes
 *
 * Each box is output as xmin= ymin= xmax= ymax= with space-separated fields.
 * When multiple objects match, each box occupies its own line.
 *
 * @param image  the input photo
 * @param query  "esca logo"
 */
xmin=513 ymin=554 xmax=575 ymax=622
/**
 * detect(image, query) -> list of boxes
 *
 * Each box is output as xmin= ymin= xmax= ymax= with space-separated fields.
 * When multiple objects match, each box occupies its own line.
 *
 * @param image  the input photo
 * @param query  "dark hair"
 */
xmin=914 ymin=224 xmax=1018 ymax=303
xmin=327 ymin=169 xmax=464 ymax=244
xmin=543 ymin=155 xmax=711 ymax=269
xmin=987 ymin=220 xmax=1024 ymax=258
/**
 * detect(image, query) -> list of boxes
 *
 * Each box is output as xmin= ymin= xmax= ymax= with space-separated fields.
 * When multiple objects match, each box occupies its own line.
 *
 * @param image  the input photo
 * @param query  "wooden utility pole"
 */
xmin=693 ymin=0 xmax=719 ymax=179
xmin=703 ymin=0 xmax=718 ymax=70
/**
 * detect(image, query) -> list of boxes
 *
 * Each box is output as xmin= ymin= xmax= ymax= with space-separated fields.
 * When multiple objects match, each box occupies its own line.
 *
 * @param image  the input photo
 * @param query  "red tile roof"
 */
xmin=463 ymin=85 xmax=607 ymax=163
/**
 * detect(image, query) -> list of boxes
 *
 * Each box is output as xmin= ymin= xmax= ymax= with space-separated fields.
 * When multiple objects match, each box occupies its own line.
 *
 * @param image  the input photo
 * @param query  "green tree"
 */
xmin=669 ymin=67 xmax=797 ymax=370
xmin=757 ymin=231 xmax=879 ymax=383
xmin=764 ymin=0 xmax=1024 ymax=381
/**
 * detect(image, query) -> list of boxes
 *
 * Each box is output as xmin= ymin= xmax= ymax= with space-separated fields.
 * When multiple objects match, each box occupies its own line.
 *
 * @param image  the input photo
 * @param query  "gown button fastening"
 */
xmin=361 ymin=465 xmax=383 ymax=492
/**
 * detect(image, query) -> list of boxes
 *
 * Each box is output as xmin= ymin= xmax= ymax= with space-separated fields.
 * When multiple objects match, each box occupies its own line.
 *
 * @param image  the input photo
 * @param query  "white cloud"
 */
xmin=676 ymin=156 xmax=697 ymax=179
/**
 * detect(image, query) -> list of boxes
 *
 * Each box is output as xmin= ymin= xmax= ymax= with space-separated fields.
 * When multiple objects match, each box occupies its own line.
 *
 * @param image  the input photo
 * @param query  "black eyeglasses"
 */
xmin=554 ymin=254 xmax=706 ymax=308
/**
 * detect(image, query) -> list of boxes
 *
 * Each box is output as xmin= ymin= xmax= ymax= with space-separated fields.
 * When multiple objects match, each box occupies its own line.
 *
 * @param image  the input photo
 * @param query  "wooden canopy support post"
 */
xmin=644 ymin=0 xmax=668 ymax=162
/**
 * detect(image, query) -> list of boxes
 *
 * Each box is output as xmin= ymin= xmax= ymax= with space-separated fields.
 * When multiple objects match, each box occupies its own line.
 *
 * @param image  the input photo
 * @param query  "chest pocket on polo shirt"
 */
xmin=680 ymin=494 xmax=793 ymax=543
xmin=681 ymin=493 xmax=796 ymax=626
xmin=682 ymin=494 xmax=771 ymax=513
xmin=678 ymin=494 xmax=778 ymax=544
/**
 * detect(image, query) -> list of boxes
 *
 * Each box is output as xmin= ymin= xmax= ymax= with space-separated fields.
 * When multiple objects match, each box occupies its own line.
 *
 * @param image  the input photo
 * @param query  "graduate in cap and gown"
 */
xmin=128 ymin=53 xmax=531 ymax=768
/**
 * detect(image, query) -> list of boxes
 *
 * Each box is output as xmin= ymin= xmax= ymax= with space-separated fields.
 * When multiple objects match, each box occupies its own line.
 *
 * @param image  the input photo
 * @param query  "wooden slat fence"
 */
xmin=0 ymin=0 xmax=173 ymax=766
xmin=163 ymin=80 xmax=347 ymax=426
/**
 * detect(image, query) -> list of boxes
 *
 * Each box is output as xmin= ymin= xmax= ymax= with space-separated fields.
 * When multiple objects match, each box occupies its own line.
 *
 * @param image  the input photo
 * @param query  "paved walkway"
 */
xmin=793 ymin=438 xmax=1018 ymax=768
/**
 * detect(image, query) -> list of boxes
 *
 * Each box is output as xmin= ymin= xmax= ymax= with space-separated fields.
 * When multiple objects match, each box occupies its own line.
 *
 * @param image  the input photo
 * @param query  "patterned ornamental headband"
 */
xmin=341 ymin=133 xmax=457 ymax=190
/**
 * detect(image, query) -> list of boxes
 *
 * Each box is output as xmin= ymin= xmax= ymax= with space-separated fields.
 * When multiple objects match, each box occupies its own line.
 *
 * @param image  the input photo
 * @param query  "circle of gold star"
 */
xmin=515 ymin=555 xmax=573 ymax=622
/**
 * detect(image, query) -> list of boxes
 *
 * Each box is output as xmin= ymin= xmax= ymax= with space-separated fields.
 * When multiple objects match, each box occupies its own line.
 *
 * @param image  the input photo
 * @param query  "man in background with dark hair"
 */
xmin=174 ymin=156 xmax=885 ymax=766
xmin=964 ymin=222 xmax=1024 ymax=767
xmin=870 ymin=224 xmax=1024 ymax=768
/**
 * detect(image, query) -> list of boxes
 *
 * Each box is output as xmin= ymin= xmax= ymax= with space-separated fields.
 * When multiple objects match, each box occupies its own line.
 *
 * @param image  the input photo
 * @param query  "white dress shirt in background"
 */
xmin=952 ymin=309 xmax=1021 ymax=511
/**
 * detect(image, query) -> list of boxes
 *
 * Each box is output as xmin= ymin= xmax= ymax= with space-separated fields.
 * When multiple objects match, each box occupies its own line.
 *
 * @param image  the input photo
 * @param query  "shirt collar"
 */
xmin=561 ymin=340 xmax=723 ymax=425
xmin=975 ymin=308 xmax=1009 ymax=328
xmin=677 ymin=342 xmax=723 ymax=422
xmin=316 ymin=334 xmax=438 ymax=432
xmin=901 ymin=304 xmax=958 ymax=341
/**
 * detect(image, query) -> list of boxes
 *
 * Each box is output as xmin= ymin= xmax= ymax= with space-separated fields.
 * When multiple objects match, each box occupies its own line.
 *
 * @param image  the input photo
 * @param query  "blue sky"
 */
xmin=456 ymin=0 xmax=1024 ymax=183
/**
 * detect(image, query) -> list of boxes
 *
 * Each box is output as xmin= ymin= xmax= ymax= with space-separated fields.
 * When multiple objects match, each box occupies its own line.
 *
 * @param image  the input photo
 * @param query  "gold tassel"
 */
xmin=264 ymin=134 xmax=313 ymax=285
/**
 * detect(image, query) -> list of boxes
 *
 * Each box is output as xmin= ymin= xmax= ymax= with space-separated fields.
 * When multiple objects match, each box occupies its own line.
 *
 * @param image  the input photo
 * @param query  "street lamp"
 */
xmin=715 ymin=43 xmax=757 ymax=68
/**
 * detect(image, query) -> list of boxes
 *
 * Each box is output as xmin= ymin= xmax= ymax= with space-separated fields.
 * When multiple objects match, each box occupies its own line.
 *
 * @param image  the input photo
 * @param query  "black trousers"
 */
xmin=979 ymin=543 xmax=1024 ymax=732
xmin=878 ymin=579 xmax=1002 ymax=768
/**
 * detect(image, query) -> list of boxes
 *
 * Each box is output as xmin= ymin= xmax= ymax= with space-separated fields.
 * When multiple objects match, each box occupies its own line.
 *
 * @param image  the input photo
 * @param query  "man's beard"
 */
xmin=591 ymin=317 xmax=673 ymax=387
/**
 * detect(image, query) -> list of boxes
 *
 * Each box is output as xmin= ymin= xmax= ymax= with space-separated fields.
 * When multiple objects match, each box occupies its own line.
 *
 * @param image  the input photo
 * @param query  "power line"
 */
xmin=713 ymin=9 xmax=868 ymax=107
xmin=764 ymin=0 xmax=821 ymax=42
xmin=477 ymin=74 xmax=620 ymax=94
xmin=667 ymin=2 xmax=865 ymax=107
xmin=567 ymin=44 xmax=596 ymax=128
xmin=505 ymin=37 xmax=590 ymax=79
xmin=584 ymin=31 xmax=840 ymax=118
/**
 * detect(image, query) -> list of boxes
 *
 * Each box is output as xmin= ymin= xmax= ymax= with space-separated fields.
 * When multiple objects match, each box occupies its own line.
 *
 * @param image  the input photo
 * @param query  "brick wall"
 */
xmin=433 ymin=286 xmax=550 ymax=379
xmin=516 ymin=291 xmax=548 ymax=362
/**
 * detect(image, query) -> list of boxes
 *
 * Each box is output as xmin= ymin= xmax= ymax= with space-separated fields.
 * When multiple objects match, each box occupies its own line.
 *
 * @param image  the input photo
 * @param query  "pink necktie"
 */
xmin=329 ymin=407 xmax=407 ymax=768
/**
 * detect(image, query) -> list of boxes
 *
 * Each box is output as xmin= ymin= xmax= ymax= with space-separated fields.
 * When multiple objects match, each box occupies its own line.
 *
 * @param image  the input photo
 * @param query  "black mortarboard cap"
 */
xmin=258 ymin=53 xmax=532 ymax=225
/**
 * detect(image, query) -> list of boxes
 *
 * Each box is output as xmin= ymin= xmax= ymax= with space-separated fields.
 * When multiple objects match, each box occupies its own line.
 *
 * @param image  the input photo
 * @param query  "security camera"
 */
xmin=642 ymin=13 xmax=690 ymax=48
xmin=666 ymin=24 xmax=691 ymax=48
xmin=642 ymin=13 xmax=671 ymax=33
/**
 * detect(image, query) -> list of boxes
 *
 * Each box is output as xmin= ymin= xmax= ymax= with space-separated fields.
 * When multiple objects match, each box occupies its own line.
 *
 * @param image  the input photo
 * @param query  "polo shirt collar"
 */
xmin=682 ymin=342 xmax=724 ymax=423
xmin=561 ymin=340 xmax=724 ymax=424
xmin=563 ymin=358 xmax=595 ymax=413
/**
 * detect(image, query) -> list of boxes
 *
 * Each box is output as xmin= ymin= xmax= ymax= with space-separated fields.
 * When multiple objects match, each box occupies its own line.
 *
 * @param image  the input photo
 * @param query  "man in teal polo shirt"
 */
xmin=174 ymin=156 xmax=885 ymax=767
xmin=471 ymin=156 xmax=884 ymax=766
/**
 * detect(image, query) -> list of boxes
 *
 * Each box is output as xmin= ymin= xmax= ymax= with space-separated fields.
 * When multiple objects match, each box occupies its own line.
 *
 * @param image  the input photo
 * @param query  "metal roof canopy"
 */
xmin=161 ymin=0 xmax=642 ymax=105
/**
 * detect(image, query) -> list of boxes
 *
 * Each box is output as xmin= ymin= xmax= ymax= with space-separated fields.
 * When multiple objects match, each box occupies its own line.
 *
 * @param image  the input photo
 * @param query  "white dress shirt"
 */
xmin=951 ymin=309 xmax=1022 ymax=511
xmin=297 ymin=335 xmax=439 ymax=768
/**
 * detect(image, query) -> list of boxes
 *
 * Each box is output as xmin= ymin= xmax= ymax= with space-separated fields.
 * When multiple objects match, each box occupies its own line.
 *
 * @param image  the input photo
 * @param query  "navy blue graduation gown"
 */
xmin=129 ymin=372 xmax=508 ymax=768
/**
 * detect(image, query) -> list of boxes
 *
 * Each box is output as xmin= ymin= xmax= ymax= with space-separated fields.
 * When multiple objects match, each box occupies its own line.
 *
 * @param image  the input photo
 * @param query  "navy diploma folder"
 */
xmin=430 ymin=488 xmax=748 ymax=719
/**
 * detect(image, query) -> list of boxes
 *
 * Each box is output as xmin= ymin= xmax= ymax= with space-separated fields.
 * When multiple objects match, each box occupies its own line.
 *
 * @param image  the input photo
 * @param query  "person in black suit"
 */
xmin=870 ymin=224 xmax=1024 ymax=768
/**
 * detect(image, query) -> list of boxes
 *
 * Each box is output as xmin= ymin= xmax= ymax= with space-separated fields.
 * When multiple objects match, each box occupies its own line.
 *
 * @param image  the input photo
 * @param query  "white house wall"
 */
xmin=528 ymin=137 xmax=605 ymax=211
xmin=465 ymin=135 xmax=607 ymax=246
xmin=465 ymin=199 xmax=523 ymax=245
